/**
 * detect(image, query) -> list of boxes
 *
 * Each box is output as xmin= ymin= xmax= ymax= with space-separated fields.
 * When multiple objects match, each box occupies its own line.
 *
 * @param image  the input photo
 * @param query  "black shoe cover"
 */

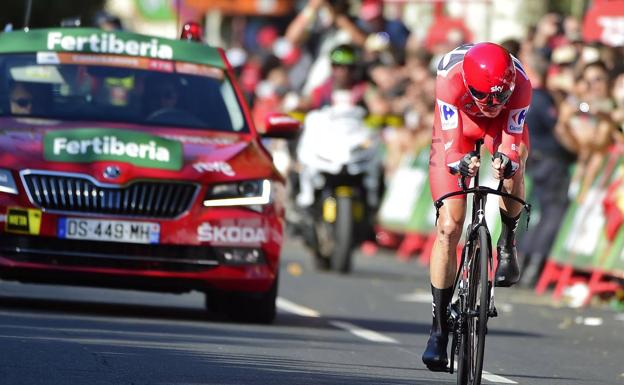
xmin=422 ymin=333 xmax=449 ymax=371
xmin=495 ymin=246 xmax=520 ymax=287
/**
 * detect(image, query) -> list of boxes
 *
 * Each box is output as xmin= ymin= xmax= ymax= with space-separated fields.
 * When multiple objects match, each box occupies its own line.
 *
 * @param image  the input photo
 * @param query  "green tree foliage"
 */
xmin=0 ymin=0 xmax=106 ymax=31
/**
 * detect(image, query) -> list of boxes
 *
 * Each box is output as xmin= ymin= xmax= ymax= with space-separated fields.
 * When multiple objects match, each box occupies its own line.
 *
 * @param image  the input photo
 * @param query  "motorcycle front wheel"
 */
xmin=330 ymin=195 xmax=354 ymax=274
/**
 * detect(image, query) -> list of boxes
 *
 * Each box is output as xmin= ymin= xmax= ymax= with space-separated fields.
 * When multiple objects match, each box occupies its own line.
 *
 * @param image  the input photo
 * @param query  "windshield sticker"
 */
xmin=37 ymin=52 xmax=60 ymax=64
xmin=59 ymin=52 xmax=145 ymax=68
xmin=10 ymin=65 xmax=64 ymax=84
xmin=193 ymin=161 xmax=235 ymax=176
xmin=47 ymin=31 xmax=173 ymax=59
xmin=175 ymin=62 xmax=223 ymax=79
xmin=44 ymin=128 xmax=182 ymax=170
xmin=148 ymin=59 xmax=174 ymax=72
xmin=162 ymin=134 xmax=236 ymax=145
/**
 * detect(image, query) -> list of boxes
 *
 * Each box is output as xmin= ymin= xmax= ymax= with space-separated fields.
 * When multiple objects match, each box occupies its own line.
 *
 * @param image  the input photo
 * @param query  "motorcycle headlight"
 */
xmin=0 ymin=169 xmax=17 ymax=194
xmin=203 ymin=179 xmax=271 ymax=207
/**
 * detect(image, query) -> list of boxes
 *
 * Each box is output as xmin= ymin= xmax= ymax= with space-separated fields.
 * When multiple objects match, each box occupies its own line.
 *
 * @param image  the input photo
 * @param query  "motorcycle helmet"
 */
xmin=330 ymin=44 xmax=358 ymax=66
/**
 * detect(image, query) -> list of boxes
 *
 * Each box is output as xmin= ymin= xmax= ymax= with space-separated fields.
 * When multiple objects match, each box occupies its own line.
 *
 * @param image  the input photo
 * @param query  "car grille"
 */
xmin=21 ymin=172 xmax=199 ymax=218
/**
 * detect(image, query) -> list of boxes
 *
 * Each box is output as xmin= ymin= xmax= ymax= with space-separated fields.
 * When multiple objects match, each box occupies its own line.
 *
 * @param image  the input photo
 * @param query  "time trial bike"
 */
xmin=434 ymin=139 xmax=530 ymax=385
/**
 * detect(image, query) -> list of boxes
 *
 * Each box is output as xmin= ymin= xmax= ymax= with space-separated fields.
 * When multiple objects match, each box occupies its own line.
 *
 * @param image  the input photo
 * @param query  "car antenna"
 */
xmin=23 ymin=0 xmax=33 ymax=31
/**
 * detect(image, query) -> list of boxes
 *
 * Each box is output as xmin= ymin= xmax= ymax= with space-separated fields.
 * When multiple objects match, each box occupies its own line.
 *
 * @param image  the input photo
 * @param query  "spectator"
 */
xmin=612 ymin=72 xmax=624 ymax=137
xmin=518 ymin=52 xmax=576 ymax=287
xmin=556 ymin=61 xmax=617 ymax=203
xmin=285 ymin=0 xmax=367 ymax=96
xmin=94 ymin=11 xmax=123 ymax=31
xmin=500 ymin=38 xmax=521 ymax=57
xmin=357 ymin=0 xmax=410 ymax=50
xmin=532 ymin=12 xmax=565 ymax=58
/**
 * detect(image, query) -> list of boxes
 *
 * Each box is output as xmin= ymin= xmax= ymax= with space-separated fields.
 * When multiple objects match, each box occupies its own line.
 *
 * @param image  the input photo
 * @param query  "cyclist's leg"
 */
xmin=487 ymin=131 xmax=530 ymax=286
xmin=423 ymin=136 xmax=468 ymax=370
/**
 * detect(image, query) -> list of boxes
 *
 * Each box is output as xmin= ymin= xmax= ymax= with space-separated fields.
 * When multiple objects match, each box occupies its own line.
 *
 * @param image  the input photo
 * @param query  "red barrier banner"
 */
xmin=582 ymin=0 xmax=624 ymax=46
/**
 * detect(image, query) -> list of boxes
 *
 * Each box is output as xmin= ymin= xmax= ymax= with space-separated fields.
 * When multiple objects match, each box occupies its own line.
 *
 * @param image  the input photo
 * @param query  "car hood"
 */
xmin=0 ymin=118 xmax=279 ymax=184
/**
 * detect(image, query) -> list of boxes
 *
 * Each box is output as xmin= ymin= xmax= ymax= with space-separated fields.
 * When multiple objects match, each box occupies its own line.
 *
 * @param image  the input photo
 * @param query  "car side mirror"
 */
xmin=261 ymin=113 xmax=301 ymax=139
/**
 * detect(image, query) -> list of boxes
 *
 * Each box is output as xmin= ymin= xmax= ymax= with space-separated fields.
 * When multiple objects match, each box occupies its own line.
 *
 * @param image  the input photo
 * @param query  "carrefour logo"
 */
xmin=47 ymin=31 xmax=173 ymax=59
xmin=437 ymin=99 xmax=458 ymax=130
xmin=508 ymin=107 xmax=529 ymax=134
xmin=44 ymin=128 xmax=182 ymax=170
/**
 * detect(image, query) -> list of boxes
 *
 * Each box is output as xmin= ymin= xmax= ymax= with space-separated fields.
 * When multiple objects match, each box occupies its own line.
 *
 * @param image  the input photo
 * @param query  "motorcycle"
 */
xmin=296 ymin=101 xmax=382 ymax=273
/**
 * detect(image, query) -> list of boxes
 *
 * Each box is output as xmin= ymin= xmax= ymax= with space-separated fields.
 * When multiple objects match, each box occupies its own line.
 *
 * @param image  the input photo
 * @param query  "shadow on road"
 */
xmin=0 ymin=294 xmax=544 ymax=342
xmin=0 ymin=296 xmax=458 ymax=385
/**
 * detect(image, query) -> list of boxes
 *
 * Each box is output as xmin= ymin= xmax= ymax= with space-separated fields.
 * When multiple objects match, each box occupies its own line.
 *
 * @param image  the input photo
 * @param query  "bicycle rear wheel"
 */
xmin=457 ymin=225 xmax=491 ymax=385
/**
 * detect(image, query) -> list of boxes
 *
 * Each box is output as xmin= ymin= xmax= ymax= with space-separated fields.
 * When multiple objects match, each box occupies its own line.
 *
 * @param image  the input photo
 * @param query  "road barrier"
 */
xmin=377 ymin=145 xmax=623 ymax=307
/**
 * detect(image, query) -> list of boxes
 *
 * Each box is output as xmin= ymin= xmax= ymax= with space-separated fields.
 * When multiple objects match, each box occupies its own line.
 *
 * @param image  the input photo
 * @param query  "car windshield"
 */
xmin=0 ymin=53 xmax=248 ymax=133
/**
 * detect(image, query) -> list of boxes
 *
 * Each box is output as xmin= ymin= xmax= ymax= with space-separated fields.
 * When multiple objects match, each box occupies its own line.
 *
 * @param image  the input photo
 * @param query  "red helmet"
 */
xmin=462 ymin=42 xmax=516 ymax=106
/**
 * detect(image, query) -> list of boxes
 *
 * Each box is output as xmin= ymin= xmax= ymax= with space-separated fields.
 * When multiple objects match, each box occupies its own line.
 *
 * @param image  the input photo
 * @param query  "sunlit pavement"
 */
xmin=0 ymin=236 xmax=622 ymax=385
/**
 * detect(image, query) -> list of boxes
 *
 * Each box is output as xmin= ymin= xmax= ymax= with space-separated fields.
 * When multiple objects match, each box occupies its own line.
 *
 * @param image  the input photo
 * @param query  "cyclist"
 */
xmin=422 ymin=42 xmax=532 ymax=371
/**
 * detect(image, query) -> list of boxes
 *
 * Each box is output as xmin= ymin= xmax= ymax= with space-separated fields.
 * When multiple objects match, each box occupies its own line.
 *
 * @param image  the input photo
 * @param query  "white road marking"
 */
xmin=276 ymin=297 xmax=320 ymax=318
xmin=329 ymin=320 xmax=398 ymax=344
xmin=483 ymin=371 xmax=518 ymax=384
xmin=575 ymin=316 xmax=603 ymax=326
xmin=397 ymin=291 xmax=431 ymax=303
xmin=452 ymin=358 xmax=517 ymax=384
xmin=278 ymin=297 xmax=517 ymax=383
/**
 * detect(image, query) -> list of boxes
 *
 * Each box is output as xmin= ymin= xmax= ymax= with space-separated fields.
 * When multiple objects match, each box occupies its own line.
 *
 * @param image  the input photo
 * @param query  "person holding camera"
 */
xmin=286 ymin=0 xmax=367 ymax=97
xmin=555 ymin=61 xmax=617 ymax=203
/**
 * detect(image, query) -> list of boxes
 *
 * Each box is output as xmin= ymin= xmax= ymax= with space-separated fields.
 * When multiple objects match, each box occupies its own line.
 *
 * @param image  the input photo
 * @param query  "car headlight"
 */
xmin=203 ymin=179 xmax=271 ymax=207
xmin=0 ymin=169 xmax=18 ymax=194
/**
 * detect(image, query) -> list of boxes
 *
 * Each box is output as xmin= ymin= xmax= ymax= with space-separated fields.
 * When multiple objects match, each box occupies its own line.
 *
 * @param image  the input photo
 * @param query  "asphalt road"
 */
xmin=0 ymin=237 xmax=623 ymax=385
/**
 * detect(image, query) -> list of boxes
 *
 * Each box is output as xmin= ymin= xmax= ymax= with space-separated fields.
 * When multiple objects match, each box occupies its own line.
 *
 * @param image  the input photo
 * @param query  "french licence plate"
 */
xmin=58 ymin=218 xmax=160 ymax=244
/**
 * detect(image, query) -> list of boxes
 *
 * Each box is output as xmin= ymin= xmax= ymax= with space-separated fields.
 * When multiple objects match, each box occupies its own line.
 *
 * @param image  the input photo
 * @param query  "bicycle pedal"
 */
xmin=488 ymin=306 xmax=498 ymax=318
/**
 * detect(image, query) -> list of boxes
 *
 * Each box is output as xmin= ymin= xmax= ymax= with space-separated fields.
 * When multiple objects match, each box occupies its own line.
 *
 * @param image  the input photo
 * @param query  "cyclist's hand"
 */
xmin=492 ymin=152 xmax=517 ymax=180
xmin=459 ymin=151 xmax=480 ymax=177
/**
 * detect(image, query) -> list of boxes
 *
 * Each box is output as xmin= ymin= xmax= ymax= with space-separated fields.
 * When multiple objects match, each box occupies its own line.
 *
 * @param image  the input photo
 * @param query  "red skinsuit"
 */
xmin=429 ymin=44 xmax=532 ymax=200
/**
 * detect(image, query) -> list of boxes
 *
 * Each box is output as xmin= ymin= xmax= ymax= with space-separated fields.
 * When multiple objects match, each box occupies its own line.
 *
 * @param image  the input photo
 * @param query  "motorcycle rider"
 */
xmin=306 ymin=43 xmax=367 ymax=110
xmin=295 ymin=44 xmax=383 ymax=249
xmin=297 ymin=43 xmax=369 ymax=210
xmin=422 ymin=42 xmax=532 ymax=371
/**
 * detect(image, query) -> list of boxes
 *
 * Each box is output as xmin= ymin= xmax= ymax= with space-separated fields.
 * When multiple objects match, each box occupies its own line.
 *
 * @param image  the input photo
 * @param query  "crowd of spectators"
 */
xmin=223 ymin=2 xmax=624 ymax=287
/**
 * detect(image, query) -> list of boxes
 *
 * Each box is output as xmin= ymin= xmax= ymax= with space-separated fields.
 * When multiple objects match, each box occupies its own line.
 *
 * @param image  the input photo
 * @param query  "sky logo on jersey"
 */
xmin=508 ymin=107 xmax=528 ymax=133
xmin=437 ymin=99 xmax=458 ymax=130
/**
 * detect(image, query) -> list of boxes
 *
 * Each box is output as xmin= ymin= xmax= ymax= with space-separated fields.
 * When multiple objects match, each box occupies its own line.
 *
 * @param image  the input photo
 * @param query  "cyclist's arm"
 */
xmin=497 ymin=69 xmax=532 ymax=174
xmin=435 ymin=98 xmax=466 ymax=173
xmin=497 ymin=121 xmax=524 ymax=169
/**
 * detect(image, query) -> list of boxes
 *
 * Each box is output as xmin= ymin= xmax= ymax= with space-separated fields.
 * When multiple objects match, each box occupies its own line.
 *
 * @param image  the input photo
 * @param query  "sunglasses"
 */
xmin=468 ymin=86 xmax=513 ymax=106
xmin=11 ymin=98 xmax=32 ymax=108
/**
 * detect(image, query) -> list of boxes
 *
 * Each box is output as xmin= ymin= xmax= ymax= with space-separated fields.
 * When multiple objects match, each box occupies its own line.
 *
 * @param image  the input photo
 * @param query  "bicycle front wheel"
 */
xmin=458 ymin=225 xmax=491 ymax=385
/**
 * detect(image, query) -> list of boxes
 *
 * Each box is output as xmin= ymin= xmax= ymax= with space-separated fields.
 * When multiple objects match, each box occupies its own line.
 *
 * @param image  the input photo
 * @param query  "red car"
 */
xmin=0 ymin=27 xmax=299 ymax=323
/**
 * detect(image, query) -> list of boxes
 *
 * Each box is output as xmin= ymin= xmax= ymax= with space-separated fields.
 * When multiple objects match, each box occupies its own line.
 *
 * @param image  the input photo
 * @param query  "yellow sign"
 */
xmin=6 ymin=207 xmax=42 ymax=235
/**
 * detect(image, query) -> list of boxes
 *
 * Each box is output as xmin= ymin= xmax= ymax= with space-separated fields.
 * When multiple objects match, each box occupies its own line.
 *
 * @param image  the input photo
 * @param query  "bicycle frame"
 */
xmin=433 ymin=139 xmax=530 ymax=380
